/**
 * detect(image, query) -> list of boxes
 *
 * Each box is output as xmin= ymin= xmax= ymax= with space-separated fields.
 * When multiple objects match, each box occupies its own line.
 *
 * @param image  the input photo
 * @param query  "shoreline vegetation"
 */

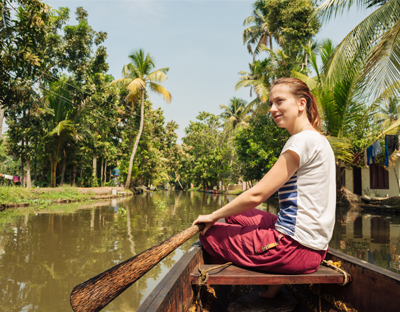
xmin=0 ymin=186 xmax=132 ymax=211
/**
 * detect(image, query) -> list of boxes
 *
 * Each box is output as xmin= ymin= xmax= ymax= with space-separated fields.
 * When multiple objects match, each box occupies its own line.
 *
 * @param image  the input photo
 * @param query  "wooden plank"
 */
xmin=190 ymin=264 xmax=345 ymax=285
xmin=137 ymin=241 xmax=204 ymax=312
xmin=322 ymin=248 xmax=400 ymax=312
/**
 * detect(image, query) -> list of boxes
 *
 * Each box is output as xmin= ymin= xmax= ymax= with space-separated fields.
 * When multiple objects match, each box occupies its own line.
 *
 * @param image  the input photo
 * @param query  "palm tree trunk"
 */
xmin=0 ymin=105 xmax=4 ymax=140
xmin=21 ymin=141 xmax=25 ymax=188
xmin=34 ymin=135 xmax=37 ymax=184
xmin=26 ymin=157 xmax=32 ymax=188
xmin=51 ymin=157 xmax=57 ymax=187
xmin=104 ymin=160 xmax=107 ymax=185
xmin=51 ymin=136 xmax=62 ymax=187
xmin=100 ymin=158 xmax=104 ymax=186
xmin=80 ymin=157 xmax=83 ymax=185
xmin=125 ymin=89 xmax=145 ymax=188
xmin=60 ymin=150 xmax=67 ymax=185
xmin=175 ymin=172 xmax=183 ymax=190
xmin=72 ymin=165 xmax=77 ymax=186
xmin=92 ymin=155 xmax=97 ymax=186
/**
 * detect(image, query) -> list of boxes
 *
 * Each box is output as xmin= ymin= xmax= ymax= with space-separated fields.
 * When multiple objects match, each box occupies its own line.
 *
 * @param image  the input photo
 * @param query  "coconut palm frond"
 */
xmin=300 ymin=41 xmax=320 ymax=79
xmin=47 ymin=119 xmax=75 ymax=137
xmin=321 ymin=0 xmax=400 ymax=85
xmin=326 ymin=136 xmax=353 ymax=163
xmin=148 ymin=82 xmax=172 ymax=103
xmin=110 ymin=77 xmax=132 ymax=86
xmin=128 ymin=49 xmax=155 ymax=74
xmin=316 ymin=0 xmax=371 ymax=23
xmin=370 ymin=81 xmax=400 ymax=107
xmin=219 ymin=104 xmax=230 ymax=112
xmin=243 ymin=15 xmax=257 ymax=26
xmin=252 ymin=101 xmax=271 ymax=117
xmin=253 ymin=83 xmax=269 ymax=103
xmin=235 ymin=79 xmax=258 ymax=91
xmin=127 ymin=78 xmax=145 ymax=95
xmin=126 ymin=92 xmax=139 ymax=105
xmin=146 ymin=69 xmax=169 ymax=83
xmin=363 ymin=17 xmax=400 ymax=97
xmin=244 ymin=97 xmax=262 ymax=115
xmin=291 ymin=70 xmax=319 ymax=90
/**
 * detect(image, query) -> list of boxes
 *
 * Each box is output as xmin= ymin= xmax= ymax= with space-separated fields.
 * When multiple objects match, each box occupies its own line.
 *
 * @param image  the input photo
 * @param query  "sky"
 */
xmin=36 ymin=0 xmax=375 ymax=141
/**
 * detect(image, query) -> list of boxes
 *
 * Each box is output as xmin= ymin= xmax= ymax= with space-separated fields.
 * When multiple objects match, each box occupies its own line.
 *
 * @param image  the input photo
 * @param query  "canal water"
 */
xmin=0 ymin=191 xmax=399 ymax=311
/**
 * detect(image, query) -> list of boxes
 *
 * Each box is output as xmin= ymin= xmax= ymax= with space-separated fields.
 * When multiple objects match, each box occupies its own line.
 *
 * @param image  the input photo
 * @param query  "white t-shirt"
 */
xmin=275 ymin=130 xmax=336 ymax=250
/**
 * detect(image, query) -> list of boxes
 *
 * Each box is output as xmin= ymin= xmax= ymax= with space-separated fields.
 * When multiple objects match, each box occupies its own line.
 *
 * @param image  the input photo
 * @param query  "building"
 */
xmin=343 ymin=153 xmax=400 ymax=197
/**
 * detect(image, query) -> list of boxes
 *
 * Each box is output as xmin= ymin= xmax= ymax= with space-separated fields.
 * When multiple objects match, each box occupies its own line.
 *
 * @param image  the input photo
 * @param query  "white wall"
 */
xmin=344 ymin=168 xmax=354 ymax=193
xmin=360 ymin=157 xmax=400 ymax=197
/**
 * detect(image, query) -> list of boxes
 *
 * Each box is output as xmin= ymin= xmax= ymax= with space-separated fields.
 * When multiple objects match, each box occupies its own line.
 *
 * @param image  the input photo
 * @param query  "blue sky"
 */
xmin=43 ymin=0 xmax=374 ymax=141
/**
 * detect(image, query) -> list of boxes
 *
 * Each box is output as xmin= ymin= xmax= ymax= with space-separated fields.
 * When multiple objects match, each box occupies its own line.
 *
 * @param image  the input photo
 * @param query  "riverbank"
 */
xmin=193 ymin=188 xmax=245 ymax=195
xmin=0 ymin=186 xmax=132 ymax=211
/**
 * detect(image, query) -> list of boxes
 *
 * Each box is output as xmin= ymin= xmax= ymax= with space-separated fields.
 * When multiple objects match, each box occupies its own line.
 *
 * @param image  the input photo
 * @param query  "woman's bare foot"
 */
xmin=258 ymin=285 xmax=284 ymax=299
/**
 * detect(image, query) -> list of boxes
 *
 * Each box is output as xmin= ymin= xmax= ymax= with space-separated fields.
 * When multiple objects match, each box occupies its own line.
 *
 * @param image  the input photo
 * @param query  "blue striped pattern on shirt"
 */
xmin=275 ymin=173 xmax=298 ymax=236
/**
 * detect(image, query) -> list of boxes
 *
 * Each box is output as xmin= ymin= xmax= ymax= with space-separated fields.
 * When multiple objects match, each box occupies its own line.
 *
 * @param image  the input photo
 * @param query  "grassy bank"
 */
xmin=0 ymin=186 xmax=132 ymax=207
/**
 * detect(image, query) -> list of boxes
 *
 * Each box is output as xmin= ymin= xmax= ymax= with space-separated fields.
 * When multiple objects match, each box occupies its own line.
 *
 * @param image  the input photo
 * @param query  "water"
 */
xmin=0 ymin=191 xmax=399 ymax=311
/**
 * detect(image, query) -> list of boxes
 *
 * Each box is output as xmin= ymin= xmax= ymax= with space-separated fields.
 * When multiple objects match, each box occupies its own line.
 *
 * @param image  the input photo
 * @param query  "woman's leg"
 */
xmin=226 ymin=209 xmax=278 ymax=229
xmin=199 ymin=223 xmax=279 ymax=268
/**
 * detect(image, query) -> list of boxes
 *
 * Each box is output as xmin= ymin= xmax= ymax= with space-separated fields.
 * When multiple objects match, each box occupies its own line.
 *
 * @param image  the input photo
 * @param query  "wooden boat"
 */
xmin=137 ymin=241 xmax=400 ymax=312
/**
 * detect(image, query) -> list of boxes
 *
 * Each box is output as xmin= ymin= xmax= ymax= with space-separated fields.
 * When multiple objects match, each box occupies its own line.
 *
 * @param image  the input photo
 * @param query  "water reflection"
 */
xmin=1 ymin=192 xmax=399 ymax=312
xmin=0 ymin=191 xmax=224 ymax=311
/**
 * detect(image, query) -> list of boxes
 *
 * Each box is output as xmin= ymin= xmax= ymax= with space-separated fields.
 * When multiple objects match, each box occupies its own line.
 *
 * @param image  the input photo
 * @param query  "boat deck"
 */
xmin=190 ymin=264 xmax=346 ymax=285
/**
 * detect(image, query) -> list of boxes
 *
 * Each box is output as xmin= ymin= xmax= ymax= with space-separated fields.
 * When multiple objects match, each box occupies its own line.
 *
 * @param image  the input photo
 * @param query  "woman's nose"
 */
xmin=270 ymin=103 xmax=277 ymax=112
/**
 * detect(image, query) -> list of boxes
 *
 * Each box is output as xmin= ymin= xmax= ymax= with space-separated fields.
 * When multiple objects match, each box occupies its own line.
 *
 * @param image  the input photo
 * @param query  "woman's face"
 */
xmin=269 ymin=84 xmax=305 ymax=131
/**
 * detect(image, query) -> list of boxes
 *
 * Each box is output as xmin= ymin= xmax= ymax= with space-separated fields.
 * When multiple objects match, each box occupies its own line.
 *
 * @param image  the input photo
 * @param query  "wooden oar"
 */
xmin=70 ymin=223 xmax=205 ymax=312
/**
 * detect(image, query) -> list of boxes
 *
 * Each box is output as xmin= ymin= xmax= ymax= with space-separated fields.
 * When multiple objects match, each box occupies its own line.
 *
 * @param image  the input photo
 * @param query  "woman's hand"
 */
xmin=192 ymin=214 xmax=216 ymax=236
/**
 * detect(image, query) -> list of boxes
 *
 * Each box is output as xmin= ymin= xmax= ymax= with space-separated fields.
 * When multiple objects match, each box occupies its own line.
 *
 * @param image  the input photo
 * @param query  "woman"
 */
xmin=192 ymin=77 xmax=336 ymax=298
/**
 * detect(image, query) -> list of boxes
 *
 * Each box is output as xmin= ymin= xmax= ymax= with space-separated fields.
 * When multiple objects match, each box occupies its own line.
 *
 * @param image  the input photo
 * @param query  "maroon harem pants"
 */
xmin=199 ymin=209 xmax=327 ymax=274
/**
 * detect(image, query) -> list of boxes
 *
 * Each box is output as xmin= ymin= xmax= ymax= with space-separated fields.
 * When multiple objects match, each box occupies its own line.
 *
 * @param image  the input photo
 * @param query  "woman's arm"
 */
xmin=193 ymin=150 xmax=299 ymax=235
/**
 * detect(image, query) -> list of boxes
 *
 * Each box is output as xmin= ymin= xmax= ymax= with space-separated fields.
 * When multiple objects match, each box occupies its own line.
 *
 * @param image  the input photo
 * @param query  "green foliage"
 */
xmin=181 ymin=112 xmax=234 ymax=189
xmin=235 ymin=114 xmax=289 ymax=181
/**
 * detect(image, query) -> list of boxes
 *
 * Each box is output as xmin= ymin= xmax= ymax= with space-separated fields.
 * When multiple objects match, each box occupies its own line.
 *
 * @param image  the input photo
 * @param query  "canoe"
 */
xmin=137 ymin=241 xmax=400 ymax=312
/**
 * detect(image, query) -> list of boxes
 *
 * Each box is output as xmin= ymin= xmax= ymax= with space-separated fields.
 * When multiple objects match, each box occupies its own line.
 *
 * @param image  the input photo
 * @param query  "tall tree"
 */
xmin=112 ymin=49 xmax=171 ymax=188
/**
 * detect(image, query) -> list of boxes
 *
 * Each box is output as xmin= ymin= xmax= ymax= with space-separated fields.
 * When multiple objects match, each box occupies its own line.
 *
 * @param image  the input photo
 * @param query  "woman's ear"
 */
xmin=298 ymin=98 xmax=307 ymax=112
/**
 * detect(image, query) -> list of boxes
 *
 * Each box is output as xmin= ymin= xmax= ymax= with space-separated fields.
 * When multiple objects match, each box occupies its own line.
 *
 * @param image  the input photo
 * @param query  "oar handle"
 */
xmin=70 ymin=223 xmax=205 ymax=312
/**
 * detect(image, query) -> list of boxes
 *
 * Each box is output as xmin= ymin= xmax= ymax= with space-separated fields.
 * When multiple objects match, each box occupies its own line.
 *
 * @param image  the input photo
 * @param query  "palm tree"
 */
xmin=112 ymin=49 xmax=171 ymax=188
xmin=243 ymin=0 xmax=274 ymax=57
xmin=375 ymin=96 xmax=400 ymax=128
xmin=236 ymin=57 xmax=272 ymax=101
xmin=316 ymin=0 xmax=400 ymax=98
xmin=220 ymin=97 xmax=250 ymax=130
